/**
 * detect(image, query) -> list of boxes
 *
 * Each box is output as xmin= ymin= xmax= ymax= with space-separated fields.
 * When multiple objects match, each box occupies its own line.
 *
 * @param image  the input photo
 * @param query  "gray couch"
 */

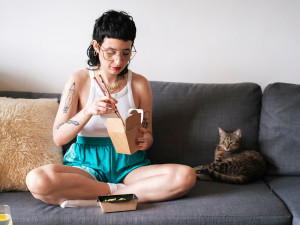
xmin=0 ymin=81 xmax=299 ymax=225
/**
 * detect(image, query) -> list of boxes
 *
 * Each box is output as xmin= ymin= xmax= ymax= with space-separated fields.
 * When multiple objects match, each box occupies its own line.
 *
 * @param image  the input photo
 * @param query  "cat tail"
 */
xmin=202 ymin=169 xmax=249 ymax=184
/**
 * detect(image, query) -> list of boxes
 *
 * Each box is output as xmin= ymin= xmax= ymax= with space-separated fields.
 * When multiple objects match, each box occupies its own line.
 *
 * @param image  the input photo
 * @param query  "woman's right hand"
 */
xmin=53 ymin=70 xmax=120 ymax=146
xmin=85 ymin=95 xmax=118 ymax=116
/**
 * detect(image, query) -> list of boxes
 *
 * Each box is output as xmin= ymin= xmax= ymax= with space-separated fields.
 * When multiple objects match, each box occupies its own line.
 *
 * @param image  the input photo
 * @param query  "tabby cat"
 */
xmin=194 ymin=127 xmax=266 ymax=184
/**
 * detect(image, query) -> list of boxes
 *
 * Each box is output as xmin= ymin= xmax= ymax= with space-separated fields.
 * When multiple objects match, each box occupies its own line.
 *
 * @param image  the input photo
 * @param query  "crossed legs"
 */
xmin=119 ymin=164 xmax=196 ymax=202
xmin=26 ymin=163 xmax=196 ymax=205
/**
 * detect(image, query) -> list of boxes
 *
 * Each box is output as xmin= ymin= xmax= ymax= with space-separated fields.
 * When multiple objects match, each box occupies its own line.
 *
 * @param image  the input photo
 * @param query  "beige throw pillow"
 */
xmin=0 ymin=97 xmax=63 ymax=191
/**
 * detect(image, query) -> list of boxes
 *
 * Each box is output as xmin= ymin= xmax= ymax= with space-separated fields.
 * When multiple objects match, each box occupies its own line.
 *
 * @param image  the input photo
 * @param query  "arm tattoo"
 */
xmin=142 ymin=111 xmax=151 ymax=129
xmin=57 ymin=120 xmax=80 ymax=130
xmin=84 ymin=109 xmax=89 ymax=116
xmin=63 ymin=82 xmax=75 ymax=113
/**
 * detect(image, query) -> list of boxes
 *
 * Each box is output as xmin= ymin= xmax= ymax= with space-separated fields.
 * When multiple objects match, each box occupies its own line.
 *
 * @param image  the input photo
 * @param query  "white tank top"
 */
xmin=78 ymin=69 xmax=136 ymax=137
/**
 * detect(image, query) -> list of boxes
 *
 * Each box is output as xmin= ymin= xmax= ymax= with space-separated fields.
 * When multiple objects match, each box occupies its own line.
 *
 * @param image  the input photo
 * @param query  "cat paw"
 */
xmin=196 ymin=173 xmax=212 ymax=181
xmin=193 ymin=165 xmax=204 ymax=172
xmin=201 ymin=168 xmax=210 ymax=176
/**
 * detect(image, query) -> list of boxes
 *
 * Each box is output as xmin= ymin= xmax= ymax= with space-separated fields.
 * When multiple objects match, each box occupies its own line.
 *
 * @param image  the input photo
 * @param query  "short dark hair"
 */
xmin=87 ymin=10 xmax=136 ymax=77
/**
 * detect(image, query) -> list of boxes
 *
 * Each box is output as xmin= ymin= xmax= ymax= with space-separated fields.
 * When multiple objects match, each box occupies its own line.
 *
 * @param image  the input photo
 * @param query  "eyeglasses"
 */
xmin=100 ymin=45 xmax=137 ymax=61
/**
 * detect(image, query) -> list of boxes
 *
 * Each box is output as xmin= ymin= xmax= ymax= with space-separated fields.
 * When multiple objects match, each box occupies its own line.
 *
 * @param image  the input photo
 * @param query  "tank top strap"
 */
xmin=87 ymin=68 xmax=135 ymax=108
xmin=127 ymin=70 xmax=136 ymax=108
xmin=87 ymin=69 xmax=98 ymax=105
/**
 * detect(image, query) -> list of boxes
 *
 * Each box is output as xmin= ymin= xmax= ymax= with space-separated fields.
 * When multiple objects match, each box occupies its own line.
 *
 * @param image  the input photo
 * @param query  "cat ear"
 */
xmin=233 ymin=129 xmax=242 ymax=138
xmin=218 ymin=127 xmax=226 ymax=136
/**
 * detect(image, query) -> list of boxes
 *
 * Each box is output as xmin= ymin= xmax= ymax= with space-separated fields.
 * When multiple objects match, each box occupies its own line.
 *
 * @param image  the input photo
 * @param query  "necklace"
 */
xmin=101 ymin=76 xmax=124 ymax=92
xmin=95 ymin=70 xmax=126 ymax=92
xmin=107 ymin=79 xmax=124 ymax=91
xmin=93 ymin=74 xmax=125 ymax=126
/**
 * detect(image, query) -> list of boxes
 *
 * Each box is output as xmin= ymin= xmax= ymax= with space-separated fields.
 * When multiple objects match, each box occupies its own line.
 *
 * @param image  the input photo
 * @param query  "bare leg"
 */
xmin=113 ymin=164 xmax=196 ymax=203
xmin=26 ymin=164 xmax=110 ymax=205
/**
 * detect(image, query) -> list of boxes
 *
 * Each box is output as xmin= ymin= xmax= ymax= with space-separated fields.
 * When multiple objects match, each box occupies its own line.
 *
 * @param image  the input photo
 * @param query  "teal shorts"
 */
xmin=63 ymin=136 xmax=151 ymax=183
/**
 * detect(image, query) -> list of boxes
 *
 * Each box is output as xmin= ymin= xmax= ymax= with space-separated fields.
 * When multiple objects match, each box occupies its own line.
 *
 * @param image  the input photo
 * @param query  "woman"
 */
xmin=26 ymin=10 xmax=196 ymax=207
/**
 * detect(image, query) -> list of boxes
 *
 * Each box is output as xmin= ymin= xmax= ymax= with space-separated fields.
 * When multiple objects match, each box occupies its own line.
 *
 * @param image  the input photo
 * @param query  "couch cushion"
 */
xmin=0 ymin=181 xmax=291 ymax=225
xmin=149 ymin=82 xmax=262 ymax=166
xmin=259 ymin=83 xmax=300 ymax=175
xmin=0 ymin=82 xmax=262 ymax=168
xmin=265 ymin=176 xmax=300 ymax=225
xmin=0 ymin=91 xmax=61 ymax=100
xmin=0 ymin=97 xmax=63 ymax=191
xmin=0 ymin=91 xmax=74 ymax=154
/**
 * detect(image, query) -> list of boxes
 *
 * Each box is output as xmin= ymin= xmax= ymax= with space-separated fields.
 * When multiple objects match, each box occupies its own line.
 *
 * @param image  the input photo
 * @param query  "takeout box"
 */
xmin=97 ymin=194 xmax=138 ymax=213
xmin=106 ymin=109 xmax=143 ymax=155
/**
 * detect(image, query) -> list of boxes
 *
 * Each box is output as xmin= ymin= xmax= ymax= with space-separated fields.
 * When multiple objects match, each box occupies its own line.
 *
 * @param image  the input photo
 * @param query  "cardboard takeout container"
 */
xmin=106 ymin=109 xmax=143 ymax=155
xmin=97 ymin=194 xmax=138 ymax=213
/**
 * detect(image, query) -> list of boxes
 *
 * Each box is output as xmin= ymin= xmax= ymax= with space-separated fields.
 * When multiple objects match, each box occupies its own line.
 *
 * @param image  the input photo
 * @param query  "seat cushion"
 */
xmin=0 ymin=181 xmax=291 ymax=225
xmin=265 ymin=176 xmax=300 ymax=225
xmin=259 ymin=83 xmax=300 ymax=175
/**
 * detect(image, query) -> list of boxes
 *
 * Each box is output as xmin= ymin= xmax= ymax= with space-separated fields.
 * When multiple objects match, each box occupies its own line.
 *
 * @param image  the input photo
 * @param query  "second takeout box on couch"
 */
xmin=97 ymin=194 xmax=138 ymax=213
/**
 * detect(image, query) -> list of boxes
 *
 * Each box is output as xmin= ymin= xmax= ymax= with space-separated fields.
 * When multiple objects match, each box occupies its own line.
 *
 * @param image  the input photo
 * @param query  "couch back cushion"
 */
xmin=148 ymin=82 xmax=262 ymax=166
xmin=0 ymin=91 xmax=60 ymax=100
xmin=1 ymin=83 xmax=262 ymax=168
xmin=259 ymin=83 xmax=300 ymax=175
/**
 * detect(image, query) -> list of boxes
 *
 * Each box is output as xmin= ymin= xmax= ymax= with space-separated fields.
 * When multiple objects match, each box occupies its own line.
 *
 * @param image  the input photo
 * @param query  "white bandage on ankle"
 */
xmin=116 ymin=183 xmax=127 ymax=190
xmin=107 ymin=183 xmax=127 ymax=193
xmin=107 ymin=183 xmax=117 ymax=193
xmin=60 ymin=199 xmax=97 ymax=208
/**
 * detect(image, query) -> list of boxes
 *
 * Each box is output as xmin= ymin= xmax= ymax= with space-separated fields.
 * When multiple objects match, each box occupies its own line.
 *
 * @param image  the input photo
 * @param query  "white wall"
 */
xmin=0 ymin=0 xmax=300 ymax=93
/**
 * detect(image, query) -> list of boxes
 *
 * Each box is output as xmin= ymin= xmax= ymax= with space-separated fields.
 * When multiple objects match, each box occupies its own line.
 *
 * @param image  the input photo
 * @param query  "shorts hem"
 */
xmin=72 ymin=165 xmax=98 ymax=181
xmin=116 ymin=161 xmax=151 ymax=183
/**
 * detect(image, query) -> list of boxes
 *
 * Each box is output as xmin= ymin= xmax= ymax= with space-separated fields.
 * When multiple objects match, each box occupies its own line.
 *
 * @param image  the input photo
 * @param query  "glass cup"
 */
xmin=0 ymin=205 xmax=13 ymax=225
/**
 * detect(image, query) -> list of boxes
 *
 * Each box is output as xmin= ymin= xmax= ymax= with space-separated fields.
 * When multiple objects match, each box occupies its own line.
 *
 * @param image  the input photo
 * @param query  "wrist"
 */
xmin=145 ymin=132 xmax=153 ymax=146
xmin=83 ymin=108 xmax=93 ymax=117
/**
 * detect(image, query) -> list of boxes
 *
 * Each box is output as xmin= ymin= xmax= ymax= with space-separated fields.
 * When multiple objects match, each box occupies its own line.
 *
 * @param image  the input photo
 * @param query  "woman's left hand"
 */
xmin=136 ymin=127 xmax=153 ymax=150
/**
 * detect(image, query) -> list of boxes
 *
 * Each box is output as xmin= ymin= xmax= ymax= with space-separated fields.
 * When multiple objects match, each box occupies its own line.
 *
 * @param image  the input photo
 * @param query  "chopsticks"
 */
xmin=93 ymin=75 xmax=125 ymax=126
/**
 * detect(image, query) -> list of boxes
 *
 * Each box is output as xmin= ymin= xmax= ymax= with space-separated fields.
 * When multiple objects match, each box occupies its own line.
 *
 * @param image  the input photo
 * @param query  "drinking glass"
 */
xmin=0 ymin=205 xmax=13 ymax=225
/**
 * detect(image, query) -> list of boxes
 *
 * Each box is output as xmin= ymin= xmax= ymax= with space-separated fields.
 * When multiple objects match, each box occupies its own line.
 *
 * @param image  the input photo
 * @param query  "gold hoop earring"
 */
xmin=94 ymin=51 xmax=98 ymax=57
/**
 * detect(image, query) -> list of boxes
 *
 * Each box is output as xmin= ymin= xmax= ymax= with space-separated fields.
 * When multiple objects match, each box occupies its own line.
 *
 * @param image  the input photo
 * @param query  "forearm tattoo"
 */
xmin=142 ymin=111 xmax=151 ymax=129
xmin=63 ymin=82 xmax=75 ymax=113
xmin=57 ymin=120 xmax=80 ymax=130
xmin=84 ymin=109 xmax=89 ymax=116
